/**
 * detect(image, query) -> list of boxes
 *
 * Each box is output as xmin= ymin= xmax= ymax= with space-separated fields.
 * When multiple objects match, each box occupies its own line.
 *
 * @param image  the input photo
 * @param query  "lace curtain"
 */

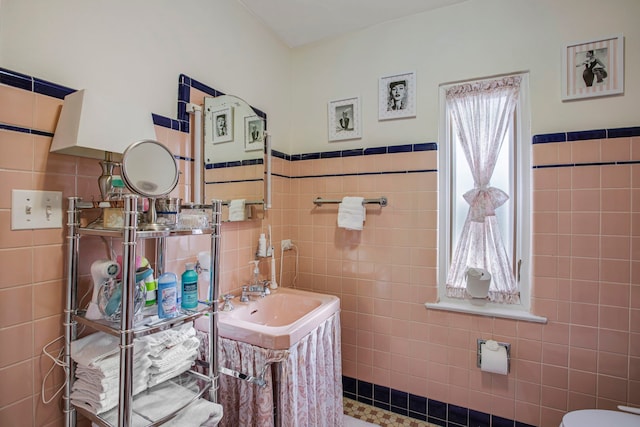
xmin=445 ymin=76 xmax=521 ymax=303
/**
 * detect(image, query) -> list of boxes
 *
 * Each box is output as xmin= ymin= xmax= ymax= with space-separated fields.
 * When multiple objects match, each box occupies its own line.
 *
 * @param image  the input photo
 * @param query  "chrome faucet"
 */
xmin=240 ymin=281 xmax=271 ymax=301
xmin=220 ymin=294 xmax=235 ymax=311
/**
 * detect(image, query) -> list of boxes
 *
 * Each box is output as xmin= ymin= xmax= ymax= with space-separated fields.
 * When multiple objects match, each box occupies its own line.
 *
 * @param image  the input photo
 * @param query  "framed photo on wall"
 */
xmin=328 ymin=96 xmax=361 ymax=141
xmin=562 ymin=34 xmax=624 ymax=101
xmin=212 ymin=106 xmax=233 ymax=144
xmin=378 ymin=71 xmax=416 ymax=120
xmin=244 ymin=116 xmax=265 ymax=151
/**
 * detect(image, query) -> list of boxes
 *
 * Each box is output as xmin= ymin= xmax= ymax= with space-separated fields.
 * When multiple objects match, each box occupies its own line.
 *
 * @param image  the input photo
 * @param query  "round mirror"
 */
xmin=121 ymin=140 xmax=179 ymax=230
xmin=121 ymin=139 xmax=179 ymax=198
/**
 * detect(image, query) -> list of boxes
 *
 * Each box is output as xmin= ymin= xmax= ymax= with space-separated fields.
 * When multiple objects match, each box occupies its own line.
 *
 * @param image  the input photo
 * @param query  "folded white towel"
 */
xmin=147 ymin=360 xmax=193 ymax=387
xmin=228 ymin=198 xmax=246 ymax=221
xmin=70 ymin=332 xmax=119 ymax=366
xmin=71 ymin=374 xmax=149 ymax=409
xmin=74 ymin=362 xmax=151 ymax=395
xmin=138 ymin=323 xmax=195 ymax=355
xmin=72 ymin=332 xmax=150 ymax=368
xmin=337 ymin=196 xmax=365 ymax=230
xmin=71 ymin=374 xmax=148 ymax=414
xmin=150 ymin=337 xmax=200 ymax=372
xmin=94 ymin=396 xmax=223 ymax=427
xmin=147 ymin=359 xmax=195 ymax=387
xmin=76 ymin=352 xmax=151 ymax=380
xmin=171 ymin=398 xmax=223 ymax=427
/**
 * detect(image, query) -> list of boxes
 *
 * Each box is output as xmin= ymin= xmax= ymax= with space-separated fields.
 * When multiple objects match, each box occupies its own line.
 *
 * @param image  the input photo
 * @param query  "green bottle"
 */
xmin=181 ymin=262 xmax=198 ymax=310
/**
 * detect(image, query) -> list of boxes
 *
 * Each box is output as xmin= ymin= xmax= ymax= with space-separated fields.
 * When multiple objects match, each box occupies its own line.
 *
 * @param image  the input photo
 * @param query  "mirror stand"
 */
xmin=141 ymin=198 xmax=170 ymax=231
xmin=121 ymin=140 xmax=179 ymax=230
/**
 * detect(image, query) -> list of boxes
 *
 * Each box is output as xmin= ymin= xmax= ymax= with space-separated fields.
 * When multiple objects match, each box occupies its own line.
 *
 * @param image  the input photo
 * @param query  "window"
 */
xmin=429 ymin=72 xmax=545 ymax=323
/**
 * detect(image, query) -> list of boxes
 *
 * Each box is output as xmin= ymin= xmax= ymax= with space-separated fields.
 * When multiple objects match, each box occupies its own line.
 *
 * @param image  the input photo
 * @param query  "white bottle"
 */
xmin=257 ymin=233 xmax=267 ymax=257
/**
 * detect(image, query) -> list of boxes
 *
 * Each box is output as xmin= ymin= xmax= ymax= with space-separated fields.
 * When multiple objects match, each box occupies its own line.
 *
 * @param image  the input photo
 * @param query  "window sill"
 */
xmin=425 ymin=301 xmax=547 ymax=324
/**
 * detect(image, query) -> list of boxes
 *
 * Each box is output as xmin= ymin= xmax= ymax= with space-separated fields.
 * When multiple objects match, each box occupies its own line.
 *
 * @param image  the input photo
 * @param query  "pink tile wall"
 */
xmin=0 ymin=83 xmax=84 ymax=426
xmin=281 ymin=138 xmax=639 ymax=427
xmin=3 ymin=74 xmax=639 ymax=427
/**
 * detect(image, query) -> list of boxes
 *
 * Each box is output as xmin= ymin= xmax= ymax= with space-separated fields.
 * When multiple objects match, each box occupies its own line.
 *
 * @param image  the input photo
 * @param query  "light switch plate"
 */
xmin=11 ymin=190 xmax=63 ymax=230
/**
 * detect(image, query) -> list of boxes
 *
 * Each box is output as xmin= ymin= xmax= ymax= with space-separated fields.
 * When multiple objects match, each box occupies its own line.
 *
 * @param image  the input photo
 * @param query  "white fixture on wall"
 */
xmin=185 ymin=102 xmax=203 ymax=204
xmin=50 ymin=89 xmax=157 ymax=200
xmin=11 ymin=189 xmax=63 ymax=230
xmin=50 ymin=89 xmax=156 ymax=160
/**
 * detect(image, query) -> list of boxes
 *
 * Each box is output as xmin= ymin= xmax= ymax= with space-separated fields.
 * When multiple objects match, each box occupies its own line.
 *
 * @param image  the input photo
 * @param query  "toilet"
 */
xmin=560 ymin=409 xmax=639 ymax=427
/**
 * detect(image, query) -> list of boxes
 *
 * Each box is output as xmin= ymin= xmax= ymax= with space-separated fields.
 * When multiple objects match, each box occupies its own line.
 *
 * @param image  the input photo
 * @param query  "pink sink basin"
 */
xmin=215 ymin=287 xmax=340 ymax=350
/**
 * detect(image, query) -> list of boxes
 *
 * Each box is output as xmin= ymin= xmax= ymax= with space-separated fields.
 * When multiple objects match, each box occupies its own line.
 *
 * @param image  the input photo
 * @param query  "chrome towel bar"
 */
xmin=221 ymin=200 xmax=264 ymax=206
xmin=313 ymin=196 xmax=388 ymax=207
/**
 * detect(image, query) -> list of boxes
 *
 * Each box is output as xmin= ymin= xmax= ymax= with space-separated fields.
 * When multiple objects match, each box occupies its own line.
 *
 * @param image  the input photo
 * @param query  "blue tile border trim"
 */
xmin=342 ymin=376 xmax=535 ymax=427
xmin=1 ymin=66 xmax=638 ymax=169
xmin=567 ymin=128 xmax=606 ymax=141
xmin=0 ymin=67 xmax=75 ymax=99
xmin=533 ymin=160 xmax=640 ymax=170
xmin=287 ymin=142 xmax=438 ymax=162
xmin=209 ymin=143 xmax=437 ymax=173
xmin=176 ymin=73 xmax=267 ymax=136
xmin=205 ymin=178 xmax=263 ymax=185
xmin=532 ymin=126 xmax=640 ymax=144
xmin=0 ymin=123 xmax=54 ymax=137
xmin=608 ymin=126 xmax=640 ymax=138
xmin=204 ymin=158 xmax=265 ymax=169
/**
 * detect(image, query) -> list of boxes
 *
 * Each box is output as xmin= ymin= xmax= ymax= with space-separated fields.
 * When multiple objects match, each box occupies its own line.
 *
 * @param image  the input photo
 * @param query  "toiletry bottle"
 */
xmin=157 ymin=272 xmax=178 ymax=318
xmin=144 ymin=270 xmax=157 ymax=307
xmin=250 ymin=260 xmax=260 ymax=285
xmin=197 ymin=251 xmax=211 ymax=301
xmin=257 ymin=233 xmax=267 ymax=257
xmin=181 ymin=262 xmax=198 ymax=310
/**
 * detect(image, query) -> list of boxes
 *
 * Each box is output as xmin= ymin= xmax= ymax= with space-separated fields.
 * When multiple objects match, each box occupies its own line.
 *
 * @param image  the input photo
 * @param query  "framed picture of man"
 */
xmin=328 ymin=96 xmax=361 ymax=142
xmin=562 ymin=34 xmax=624 ymax=101
xmin=378 ymin=71 xmax=416 ymax=120
xmin=211 ymin=107 xmax=233 ymax=144
xmin=244 ymin=116 xmax=265 ymax=151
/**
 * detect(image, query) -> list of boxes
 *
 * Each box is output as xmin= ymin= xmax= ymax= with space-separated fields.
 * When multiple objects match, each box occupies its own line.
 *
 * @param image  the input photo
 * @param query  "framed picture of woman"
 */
xmin=211 ymin=107 xmax=233 ymax=143
xmin=562 ymin=34 xmax=624 ymax=101
xmin=244 ymin=116 xmax=265 ymax=151
xmin=328 ymin=96 xmax=361 ymax=141
xmin=378 ymin=71 xmax=416 ymax=120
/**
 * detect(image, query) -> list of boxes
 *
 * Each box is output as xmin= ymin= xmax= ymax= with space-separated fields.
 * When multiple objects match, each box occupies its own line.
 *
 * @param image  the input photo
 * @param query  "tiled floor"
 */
xmin=344 ymin=398 xmax=438 ymax=427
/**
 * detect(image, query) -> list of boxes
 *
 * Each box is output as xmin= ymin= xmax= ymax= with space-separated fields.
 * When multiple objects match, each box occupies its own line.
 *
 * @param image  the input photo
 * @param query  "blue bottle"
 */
xmin=157 ymin=272 xmax=178 ymax=318
xmin=181 ymin=262 xmax=198 ymax=310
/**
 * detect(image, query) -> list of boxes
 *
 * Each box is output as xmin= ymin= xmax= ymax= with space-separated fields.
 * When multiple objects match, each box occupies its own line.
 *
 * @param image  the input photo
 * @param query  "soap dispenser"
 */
xmin=249 ymin=260 xmax=260 ymax=286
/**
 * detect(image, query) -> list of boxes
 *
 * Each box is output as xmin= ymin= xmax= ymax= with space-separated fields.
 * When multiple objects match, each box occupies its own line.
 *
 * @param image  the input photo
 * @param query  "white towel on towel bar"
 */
xmin=338 ymin=196 xmax=366 ymax=230
xmin=228 ymin=199 xmax=246 ymax=221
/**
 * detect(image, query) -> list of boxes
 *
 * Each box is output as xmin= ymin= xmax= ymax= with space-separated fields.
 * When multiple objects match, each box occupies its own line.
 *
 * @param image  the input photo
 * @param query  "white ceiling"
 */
xmin=237 ymin=0 xmax=469 ymax=48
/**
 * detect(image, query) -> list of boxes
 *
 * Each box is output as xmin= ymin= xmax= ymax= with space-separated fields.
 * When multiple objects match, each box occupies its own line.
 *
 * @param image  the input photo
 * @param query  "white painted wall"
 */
xmin=1 ymin=0 xmax=638 ymax=155
xmin=0 ymin=0 xmax=293 ymax=150
xmin=290 ymin=0 xmax=640 ymax=154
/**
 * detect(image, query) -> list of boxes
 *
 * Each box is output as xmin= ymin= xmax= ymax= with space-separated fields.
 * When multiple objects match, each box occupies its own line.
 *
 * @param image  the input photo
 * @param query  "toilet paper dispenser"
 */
xmin=466 ymin=267 xmax=492 ymax=298
xmin=477 ymin=339 xmax=511 ymax=374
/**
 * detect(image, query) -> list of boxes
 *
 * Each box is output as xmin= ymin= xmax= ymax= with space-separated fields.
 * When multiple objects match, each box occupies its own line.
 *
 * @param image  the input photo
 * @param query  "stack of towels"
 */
xmin=140 ymin=323 xmax=201 ymax=387
xmin=337 ymin=196 xmax=366 ymax=230
xmin=228 ymin=199 xmax=246 ymax=221
xmin=70 ymin=322 xmax=199 ymax=415
xmin=95 ymin=382 xmax=223 ymax=427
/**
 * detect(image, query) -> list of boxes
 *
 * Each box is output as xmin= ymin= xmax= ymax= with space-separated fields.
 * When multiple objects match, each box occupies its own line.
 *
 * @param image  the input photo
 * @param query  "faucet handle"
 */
xmin=221 ymin=294 xmax=235 ymax=311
